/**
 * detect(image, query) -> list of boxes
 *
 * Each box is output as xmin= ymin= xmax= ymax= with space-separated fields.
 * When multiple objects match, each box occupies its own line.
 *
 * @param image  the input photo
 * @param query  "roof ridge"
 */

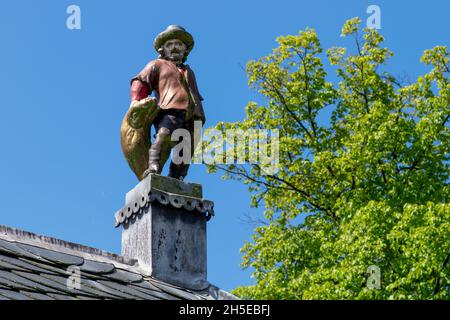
xmin=0 ymin=225 xmax=136 ymax=266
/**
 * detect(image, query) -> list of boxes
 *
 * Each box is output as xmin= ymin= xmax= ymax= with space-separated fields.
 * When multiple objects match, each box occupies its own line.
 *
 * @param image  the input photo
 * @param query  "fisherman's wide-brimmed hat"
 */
xmin=153 ymin=25 xmax=195 ymax=54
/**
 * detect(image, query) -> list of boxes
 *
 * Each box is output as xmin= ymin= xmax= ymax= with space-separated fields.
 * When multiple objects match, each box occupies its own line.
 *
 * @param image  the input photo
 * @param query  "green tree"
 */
xmin=206 ymin=18 xmax=449 ymax=299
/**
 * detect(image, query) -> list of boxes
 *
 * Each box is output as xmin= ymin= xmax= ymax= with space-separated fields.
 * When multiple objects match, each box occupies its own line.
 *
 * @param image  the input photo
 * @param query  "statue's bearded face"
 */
xmin=162 ymin=39 xmax=188 ymax=63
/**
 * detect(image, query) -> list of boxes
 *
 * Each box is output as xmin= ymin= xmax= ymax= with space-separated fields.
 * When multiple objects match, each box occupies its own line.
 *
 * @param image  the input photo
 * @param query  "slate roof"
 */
xmin=0 ymin=225 xmax=235 ymax=300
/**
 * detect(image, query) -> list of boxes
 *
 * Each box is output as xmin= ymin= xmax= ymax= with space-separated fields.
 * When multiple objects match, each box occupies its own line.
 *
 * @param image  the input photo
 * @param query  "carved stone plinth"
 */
xmin=114 ymin=174 xmax=214 ymax=290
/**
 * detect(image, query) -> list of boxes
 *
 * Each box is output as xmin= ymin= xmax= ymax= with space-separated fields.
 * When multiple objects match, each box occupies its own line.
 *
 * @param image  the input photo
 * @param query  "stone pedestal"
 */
xmin=114 ymin=174 xmax=214 ymax=290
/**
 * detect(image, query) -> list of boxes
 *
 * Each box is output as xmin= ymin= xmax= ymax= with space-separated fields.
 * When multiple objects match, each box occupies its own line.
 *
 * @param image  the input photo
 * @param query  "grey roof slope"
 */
xmin=0 ymin=225 xmax=236 ymax=300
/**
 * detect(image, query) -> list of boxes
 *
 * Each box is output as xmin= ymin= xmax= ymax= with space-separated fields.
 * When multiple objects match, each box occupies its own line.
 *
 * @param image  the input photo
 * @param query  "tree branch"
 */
xmin=255 ymin=73 xmax=314 ymax=141
xmin=433 ymin=251 xmax=450 ymax=296
xmin=295 ymin=49 xmax=319 ymax=139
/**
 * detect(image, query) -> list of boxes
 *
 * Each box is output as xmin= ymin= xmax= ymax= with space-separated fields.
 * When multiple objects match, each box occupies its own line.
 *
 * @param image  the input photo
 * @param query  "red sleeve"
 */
xmin=130 ymin=79 xmax=149 ymax=101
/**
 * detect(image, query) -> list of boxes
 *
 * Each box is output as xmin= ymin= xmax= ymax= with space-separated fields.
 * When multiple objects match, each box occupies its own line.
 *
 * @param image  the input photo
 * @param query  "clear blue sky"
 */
xmin=0 ymin=0 xmax=448 ymax=292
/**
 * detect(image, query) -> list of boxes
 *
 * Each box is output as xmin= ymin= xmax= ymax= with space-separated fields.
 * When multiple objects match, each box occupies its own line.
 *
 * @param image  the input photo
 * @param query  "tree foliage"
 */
xmin=206 ymin=18 xmax=449 ymax=299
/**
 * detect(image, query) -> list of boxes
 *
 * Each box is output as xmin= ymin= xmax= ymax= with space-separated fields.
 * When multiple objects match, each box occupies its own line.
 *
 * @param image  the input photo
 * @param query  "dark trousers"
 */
xmin=152 ymin=109 xmax=195 ymax=178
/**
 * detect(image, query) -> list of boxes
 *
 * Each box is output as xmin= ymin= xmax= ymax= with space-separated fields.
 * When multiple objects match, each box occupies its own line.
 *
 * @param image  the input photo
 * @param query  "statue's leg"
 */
xmin=168 ymin=120 xmax=196 ymax=181
xmin=144 ymin=110 xmax=186 ymax=178
xmin=144 ymin=127 xmax=171 ymax=176
xmin=168 ymin=162 xmax=190 ymax=181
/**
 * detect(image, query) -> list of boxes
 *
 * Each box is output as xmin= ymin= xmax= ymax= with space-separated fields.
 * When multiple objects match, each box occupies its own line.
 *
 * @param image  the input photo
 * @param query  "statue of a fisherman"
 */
xmin=120 ymin=25 xmax=206 ymax=181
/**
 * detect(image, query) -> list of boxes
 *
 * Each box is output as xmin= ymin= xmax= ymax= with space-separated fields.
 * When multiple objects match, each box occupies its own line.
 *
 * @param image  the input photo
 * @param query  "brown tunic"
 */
xmin=131 ymin=58 xmax=206 ymax=124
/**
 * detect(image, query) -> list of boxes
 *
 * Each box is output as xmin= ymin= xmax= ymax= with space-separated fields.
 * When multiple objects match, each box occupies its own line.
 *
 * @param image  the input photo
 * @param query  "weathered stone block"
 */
xmin=119 ymin=174 xmax=211 ymax=290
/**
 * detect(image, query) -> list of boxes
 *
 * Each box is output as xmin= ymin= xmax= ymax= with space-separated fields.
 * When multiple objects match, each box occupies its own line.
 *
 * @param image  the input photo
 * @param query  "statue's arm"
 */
xmin=126 ymin=61 xmax=160 ymax=129
xmin=130 ymin=61 xmax=158 ymax=103
xmin=188 ymin=66 xmax=204 ymax=101
xmin=187 ymin=67 xmax=206 ymax=125
xmin=130 ymin=80 xmax=149 ymax=102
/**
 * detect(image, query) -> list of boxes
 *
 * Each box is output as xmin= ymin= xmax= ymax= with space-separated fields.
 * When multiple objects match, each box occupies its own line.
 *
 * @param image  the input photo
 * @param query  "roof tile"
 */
xmin=20 ymin=291 xmax=55 ymax=300
xmin=105 ymin=269 xmax=143 ymax=283
xmin=0 ymin=288 xmax=32 ymax=300
xmin=0 ymin=269 xmax=61 ymax=294
xmin=97 ymin=279 xmax=160 ymax=300
xmin=0 ymin=254 xmax=58 ymax=275
xmin=17 ymin=243 xmax=84 ymax=266
xmin=79 ymin=259 xmax=115 ymax=274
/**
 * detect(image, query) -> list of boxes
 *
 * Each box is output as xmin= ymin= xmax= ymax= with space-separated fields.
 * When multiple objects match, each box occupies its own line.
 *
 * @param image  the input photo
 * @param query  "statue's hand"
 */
xmin=127 ymin=97 xmax=159 ymax=129
xmin=129 ymin=97 xmax=157 ymax=110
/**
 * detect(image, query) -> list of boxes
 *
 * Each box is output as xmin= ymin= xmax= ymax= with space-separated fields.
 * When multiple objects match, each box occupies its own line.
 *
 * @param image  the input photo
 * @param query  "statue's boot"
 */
xmin=143 ymin=127 xmax=172 ymax=177
xmin=168 ymin=161 xmax=190 ymax=181
xmin=168 ymin=130 xmax=196 ymax=181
